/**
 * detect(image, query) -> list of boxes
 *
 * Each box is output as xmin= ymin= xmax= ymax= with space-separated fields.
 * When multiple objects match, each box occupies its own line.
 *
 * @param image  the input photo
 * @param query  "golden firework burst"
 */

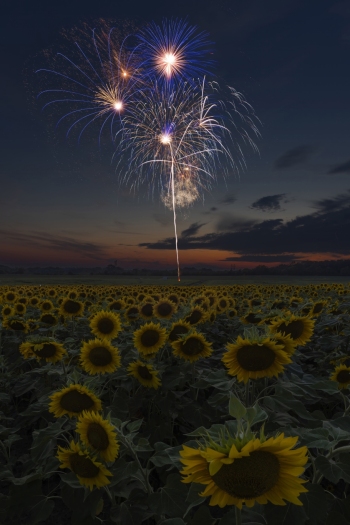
xmin=171 ymin=331 xmax=212 ymax=363
xmin=134 ymin=322 xmax=167 ymax=356
xmin=49 ymin=384 xmax=102 ymax=418
xmin=57 ymin=440 xmax=112 ymax=490
xmin=222 ymin=335 xmax=291 ymax=383
xmin=128 ymin=359 xmax=161 ymax=389
xmin=89 ymin=310 xmax=121 ymax=340
xmin=179 ymin=433 xmax=308 ymax=509
xmin=76 ymin=411 xmax=119 ymax=462
xmin=80 ymin=338 xmax=121 ymax=375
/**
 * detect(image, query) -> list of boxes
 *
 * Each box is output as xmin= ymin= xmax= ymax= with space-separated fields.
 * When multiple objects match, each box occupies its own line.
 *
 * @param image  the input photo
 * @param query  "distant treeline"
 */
xmin=1 ymin=260 xmax=350 ymax=276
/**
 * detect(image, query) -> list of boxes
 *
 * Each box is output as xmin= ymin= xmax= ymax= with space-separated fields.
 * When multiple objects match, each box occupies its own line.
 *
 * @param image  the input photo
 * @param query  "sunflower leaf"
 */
xmin=229 ymin=392 xmax=246 ymax=420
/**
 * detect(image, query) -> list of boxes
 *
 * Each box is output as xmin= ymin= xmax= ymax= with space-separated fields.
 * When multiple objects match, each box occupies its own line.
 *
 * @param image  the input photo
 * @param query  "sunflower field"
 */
xmin=1 ymin=282 xmax=350 ymax=525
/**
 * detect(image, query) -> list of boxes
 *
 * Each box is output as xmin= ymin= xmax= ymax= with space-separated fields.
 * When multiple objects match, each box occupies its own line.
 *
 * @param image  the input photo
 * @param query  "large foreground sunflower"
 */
xmin=57 ymin=440 xmax=112 ymax=490
xmin=269 ymin=315 xmax=315 ymax=346
xmin=330 ymin=365 xmax=350 ymax=389
xmin=222 ymin=336 xmax=291 ymax=383
xmin=171 ymin=331 xmax=212 ymax=363
xmin=76 ymin=411 xmax=119 ymax=462
xmin=80 ymin=338 xmax=121 ymax=375
xmin=133 ymin=322 xmax=167 ymax=356
xmin=49 ymin=384 xmax=102 ymax=418
xmin=180 ymin=433 xmax=308 ymax=509
xmin=127 ymin=360 xmax=161 ymax=389
xmin=89 ymin=310 xmax=121 ymax=340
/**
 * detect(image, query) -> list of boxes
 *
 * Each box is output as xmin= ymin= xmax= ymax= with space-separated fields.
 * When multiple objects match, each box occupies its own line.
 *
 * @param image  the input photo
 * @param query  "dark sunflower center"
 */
xmin=3 ymin=308 xmax=12 ymax=315
xmin=313 ymin=303 xmax=323 ymax=313
xmin=169 ymin=295 xmax=179 ymax=304
xmin=140 ymin=329 xmax=160 ymax=347
xmin=337 ymin=370 xmax=350 ymax=383
xmin=97 ymin=318 xmax=115 ymax=334
xmin=138 ymin=365 xmax=153 ymax=380
xmin=236 ymin=344 xmax=276 ymax=371
xmin=16 ymin=304 xmax=25 ymax=312
xmin=70 ymin=453 xmax=100 ymax=478
xmin=278 ymin=320 xmax=304 ymax=340
xmin=141 ymin=303 xmax=153 ymax=317
xmin=60 ymin=390 xmax=95 ymax=413
xmin=244 ymin=313 xmax=261 ymax=324
xmin=169 ymin=325 xmax=189 ymax=342
xmin=219 ymin=299 xmax=227 ymax=308
xmin=156 ymin=302 xmax=172 ymax=317
xmin=212 ymin=450 xmax=280 ymax=499
xmin=10 ymin=321 xmax=25 ymax=331
xmin=186 ymin=310 xmax=202 ymax=325
xmin=89 ymin=346 xmax=112 ymax=366
xmin=180 ymin=337 xmax=204 ymax=356
xmin=86 ymin=422 xmax=109 ymax=450
xmin=41 ymin=314 xmax=56 ymax=325
xmin=34 ymin=343 xmax=57 ymax=358
xmin=42 ymin=303 xmax=51 ymax=311
xmin=110 ymin=301 xmax=123 ymax=311
xmin=63 ymin=300 xmax=81 ymax=314
xmin=127 ymin=307 xmax=139 ymax=318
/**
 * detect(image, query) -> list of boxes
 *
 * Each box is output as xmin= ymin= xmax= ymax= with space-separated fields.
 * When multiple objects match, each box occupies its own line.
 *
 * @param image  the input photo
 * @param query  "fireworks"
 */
xmin=36 ymin=19 xmax=260 ymax=281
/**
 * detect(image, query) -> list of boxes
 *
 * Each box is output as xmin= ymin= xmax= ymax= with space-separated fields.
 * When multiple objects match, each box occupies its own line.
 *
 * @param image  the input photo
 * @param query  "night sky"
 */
xmin=1 ymin=0 xmax=350 ymax=270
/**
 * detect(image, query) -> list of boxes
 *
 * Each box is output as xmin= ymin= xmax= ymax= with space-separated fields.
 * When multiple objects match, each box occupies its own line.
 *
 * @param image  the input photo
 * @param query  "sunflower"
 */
xmin=133 ymin=322 xmax=167 ymax=356
xmin=222 ymin=336 xmax=291 ymax=383
xmin=39 ymin=313 xmax=59 ymax=326
xmin=168 ymin=320 xmax=191 ymax=342
xmin=3 ymin=316 xmax=29 ymax=333
xmin=57 ymin=440 xmax=112 ymax=490
xmin=80 ymin=338 xmax=121 ymax=375
xmin=29 ymin=297 xmax=40 ymax=307
xmin=139 ymin=301 xmax=155 ymax=320
xmin=128 ymin=359 xmax=161 ymax=389
xmin=1 ymin=305 xmax=14 ymax=317
xmin=76 ymin=411 xmax=119 ymax=462
xmin=184 ymin=306 xmax=208 ymax=325
xmin=270 ymin=332 xmax=297 ymax=357
xmin=269 ymin=315 xmax=315 ymax=346
xmin=89 ymin=310 xmax=121 ymax=340
xmin=108 ymin=298 xmax=126 ymax=312
xmin=308 ymin=300 xmax=327 ymax=317
xmin=171 ymin=332 xmax=212 ymax=363
xmin=179 ymin=433 xmax=308 ymax=509
xmin=125 ymin=305 xmax=139 ymax=323
xmin=14 ymin=302 xmax=27 ymax=316
xmin=49 ymin=384 xmax=102 ymax=418
xmin=3 ymin=291 xmax=17 ymax=303
xmin=240 ymin=312 xmax=263 ymax=325
xmin=59 ymin=298 xmax=84 ymax=318
xmin=330 ymin=365 xmax=350 ymax=389
xmin=20 ymin=339 xmax=66 ymax=363
xmin=153 ymin=299 xmax=176 ymax=319
xmin=40 ymin=300 xmax=54 ymax=312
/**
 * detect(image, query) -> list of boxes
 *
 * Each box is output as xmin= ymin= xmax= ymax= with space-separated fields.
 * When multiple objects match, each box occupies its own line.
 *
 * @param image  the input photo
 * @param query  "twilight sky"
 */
xmin=1 ymin=0 xmax=350 ymax=269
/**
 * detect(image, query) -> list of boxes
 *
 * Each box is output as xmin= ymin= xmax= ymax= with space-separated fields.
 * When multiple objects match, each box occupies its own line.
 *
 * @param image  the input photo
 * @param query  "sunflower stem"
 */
xmin=245 ymin=381 xmax=250 ymax=406
xmin=235 ymin=505 xmax=242 ymax=525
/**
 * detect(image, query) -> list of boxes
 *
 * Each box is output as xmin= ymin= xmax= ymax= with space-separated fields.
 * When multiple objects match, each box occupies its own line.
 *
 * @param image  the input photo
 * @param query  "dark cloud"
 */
xmin=181 ymin=222 xmax=206 ymax=238
xmin=202 ymin=206 xmax=218 ymax=215
xmin=250 ymin=194 xmax=287 ymax=212
xmin=0 ymin=230 xmax=110 ymax=261
xmin=216 ymin=214 xmax=258 ymax=232
xmin=312 ymin=190 xmax=350 ymax=212
xmin=222 ymin=255 xmax=299 ymax=262
xmin=328 ymin=159 xmax=350 ymax=175
xmin=139 ymin=191 xmax=350 ymax=257
xmin=220 ymin=193 xmax=237 ymax=205
xmin=274 ymin=145 xmax=313 ymax=169
xmin=211 ymin=207 xmax=218 ymax=212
